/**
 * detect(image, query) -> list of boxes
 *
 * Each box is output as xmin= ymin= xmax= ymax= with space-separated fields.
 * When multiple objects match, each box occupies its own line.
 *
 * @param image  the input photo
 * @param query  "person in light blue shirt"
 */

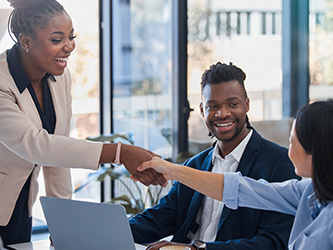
xmin=139 ymin=100 xmax=333 ymax=250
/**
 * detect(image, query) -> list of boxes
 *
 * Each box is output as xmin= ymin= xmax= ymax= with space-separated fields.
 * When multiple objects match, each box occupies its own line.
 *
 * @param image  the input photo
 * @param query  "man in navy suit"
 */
xmin=130 ymin=62 xmax=300 ymax=250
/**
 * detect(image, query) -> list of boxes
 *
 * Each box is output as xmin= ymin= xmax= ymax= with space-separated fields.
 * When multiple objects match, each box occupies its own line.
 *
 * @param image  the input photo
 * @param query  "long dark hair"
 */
xmin=295 ymin=99 xmax=333 ymax=203
xmin=7 ymin=0 xmax=66 ymax=44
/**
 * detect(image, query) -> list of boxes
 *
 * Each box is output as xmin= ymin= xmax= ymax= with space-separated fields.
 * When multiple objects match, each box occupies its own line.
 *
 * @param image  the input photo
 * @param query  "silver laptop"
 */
xmin=40 ymin=196 xmax=146 ymax=250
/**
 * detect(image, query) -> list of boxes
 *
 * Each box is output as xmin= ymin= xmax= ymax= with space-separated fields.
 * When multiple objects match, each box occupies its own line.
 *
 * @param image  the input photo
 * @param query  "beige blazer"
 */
xmin=0 ymin=50 xmax=103 ymax=226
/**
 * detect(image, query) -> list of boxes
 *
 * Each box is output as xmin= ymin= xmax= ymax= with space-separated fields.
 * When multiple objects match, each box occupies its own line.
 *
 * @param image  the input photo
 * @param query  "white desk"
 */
xmin=7 ymin=240 xmax=53 ymax=250
xmin=7 ymin=240 xmax=146 ymax=250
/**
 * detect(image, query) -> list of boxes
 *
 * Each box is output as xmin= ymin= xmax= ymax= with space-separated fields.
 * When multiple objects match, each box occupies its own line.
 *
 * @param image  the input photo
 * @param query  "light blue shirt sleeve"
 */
xmin=223 ymin=172 xmax=311 ymax=216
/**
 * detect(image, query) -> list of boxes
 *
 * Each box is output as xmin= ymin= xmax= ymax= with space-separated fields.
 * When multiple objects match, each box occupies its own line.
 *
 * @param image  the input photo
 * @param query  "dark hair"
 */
xmin=7 ymin=0 xmax=66 ymax=44
xmin=201 ymin=62 xmax=250 ymax=128
xmin=295 ymin=99 xmax=333 ymax=203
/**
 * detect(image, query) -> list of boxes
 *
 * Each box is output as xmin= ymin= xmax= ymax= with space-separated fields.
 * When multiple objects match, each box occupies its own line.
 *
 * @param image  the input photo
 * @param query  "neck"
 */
xmin=18 ymin=47 xmax=45 ymax=83
xmin=218 ymin=127 xmax=250 ymax=158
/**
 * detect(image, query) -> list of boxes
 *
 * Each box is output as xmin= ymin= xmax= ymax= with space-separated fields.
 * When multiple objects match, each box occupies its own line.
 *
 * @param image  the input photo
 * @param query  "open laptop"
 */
xmin=40 ymin=196 xmax=146 ymax=250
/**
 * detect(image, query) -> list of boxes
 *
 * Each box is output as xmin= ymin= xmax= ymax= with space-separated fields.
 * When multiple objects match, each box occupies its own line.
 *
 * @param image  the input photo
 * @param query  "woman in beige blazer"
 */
xmin=0 ymin=0 xmax=164 ymax=245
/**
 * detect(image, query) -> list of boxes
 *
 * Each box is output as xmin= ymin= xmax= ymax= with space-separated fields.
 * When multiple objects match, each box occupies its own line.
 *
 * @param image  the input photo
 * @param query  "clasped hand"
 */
xmin=121 ymin=144 xmax=166 ymax=186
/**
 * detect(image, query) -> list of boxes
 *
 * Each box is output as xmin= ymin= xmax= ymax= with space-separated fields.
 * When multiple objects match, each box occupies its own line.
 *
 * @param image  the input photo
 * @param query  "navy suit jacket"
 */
xmin=130 ymin=129 xmax=301 ymax=249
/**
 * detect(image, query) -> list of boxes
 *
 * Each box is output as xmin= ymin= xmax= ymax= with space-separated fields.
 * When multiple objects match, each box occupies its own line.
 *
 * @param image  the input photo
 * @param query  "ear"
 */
xmin=245 ymin=97 xmax=250 ymax=113
xmin=199 ymin=102 xmax=204 ymax=117
xmin=18 ymin=33 xmax=32 ymax=51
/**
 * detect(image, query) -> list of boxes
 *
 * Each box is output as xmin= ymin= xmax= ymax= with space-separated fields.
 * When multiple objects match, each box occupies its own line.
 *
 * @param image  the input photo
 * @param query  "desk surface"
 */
xmin=8 ymin=240 xmax=146 ymax=250
xmin=8 ymin=240 xmax=53 ymax=250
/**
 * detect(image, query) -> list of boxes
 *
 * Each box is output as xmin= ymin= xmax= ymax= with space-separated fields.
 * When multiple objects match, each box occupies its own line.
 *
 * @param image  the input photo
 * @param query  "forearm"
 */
xmin=168 ymin=164 xmax=224 ymax=201
xmin=99 ymin=143 xmax=117 ymax=164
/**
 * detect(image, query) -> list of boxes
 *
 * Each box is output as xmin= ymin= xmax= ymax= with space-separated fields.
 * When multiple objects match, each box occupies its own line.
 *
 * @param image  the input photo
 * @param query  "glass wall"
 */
xmin=111 ymin=0 xmax=173 ymax=206
xmin=112 ymin=0 xmax=173 ymax=159
xmin=187 ymin=0 xmax=283 ymax=144
xmin=309 ymin=0 xmax=333 ymax=101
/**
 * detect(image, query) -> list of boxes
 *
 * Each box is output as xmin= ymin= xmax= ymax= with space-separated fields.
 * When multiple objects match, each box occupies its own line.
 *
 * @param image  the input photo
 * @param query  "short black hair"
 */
xmin=295 ymin=99 xmax=333 ymax=203
xmin=200 ymin=62 xmax=247 ymax=98
xmin=7 ymin=0 xmax=66 ymax=44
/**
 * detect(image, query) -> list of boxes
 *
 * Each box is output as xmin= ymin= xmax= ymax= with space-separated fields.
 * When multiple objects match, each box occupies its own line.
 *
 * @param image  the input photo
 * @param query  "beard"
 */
xmin=208 ymin=120 xmax=245 ymax=142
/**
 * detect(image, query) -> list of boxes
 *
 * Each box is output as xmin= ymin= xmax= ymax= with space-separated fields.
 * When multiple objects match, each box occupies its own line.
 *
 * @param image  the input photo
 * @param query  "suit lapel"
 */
xmin=19 ymin=88 xmax=43 ymax=129
xmin=183 ymin=149 xmax=215 ymax=241
xmin=217 ymin=129 xmax=262 ymax=229
xmin=47 ymin=77 xmax=63 ymax=134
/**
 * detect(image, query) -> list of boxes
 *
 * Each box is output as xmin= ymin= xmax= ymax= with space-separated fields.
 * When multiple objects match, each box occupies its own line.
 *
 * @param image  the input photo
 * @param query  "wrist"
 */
xmin=192 ymin=240 xmax=207 ymax=250
xmin=113 ymin=142 xmax=121 ymax=164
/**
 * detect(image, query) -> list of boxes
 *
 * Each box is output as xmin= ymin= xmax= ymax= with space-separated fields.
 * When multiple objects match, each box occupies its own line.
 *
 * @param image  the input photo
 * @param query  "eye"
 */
xmin=207 ymin=104 xmax=218 ymax=110
xmin=229 ymin=103 xmax=239 ymax=107
xmin=51 ymin=38 xmax=62 ymax=43
xmin=69 ymin=35 xmax=77 ymax=41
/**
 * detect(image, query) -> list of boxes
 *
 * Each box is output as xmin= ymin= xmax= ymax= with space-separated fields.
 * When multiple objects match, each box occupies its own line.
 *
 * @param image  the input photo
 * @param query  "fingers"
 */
xmin=137 ymin=160 xmax=154 ymax=172
xmin=145 ymin=241 xmax=192 ymax=250
xmin=146 ymin=168 xmax=167 ymax=186
xmin=133 ymin=169 xmax=163 ymax=186
xmin=145 ymin=240 xmax=169 ymax=250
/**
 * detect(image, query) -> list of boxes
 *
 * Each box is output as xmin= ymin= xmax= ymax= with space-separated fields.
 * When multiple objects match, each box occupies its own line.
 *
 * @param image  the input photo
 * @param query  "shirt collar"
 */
xmin=7 ymin=44 xmax=55 ymax=94
xmin=307 ymin=191 xmax=328 ymax=220
xmin=212 ymin=129 xmax=253 ymax=164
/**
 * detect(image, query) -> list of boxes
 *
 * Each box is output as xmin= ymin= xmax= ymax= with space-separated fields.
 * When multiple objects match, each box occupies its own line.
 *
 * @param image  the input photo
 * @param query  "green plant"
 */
xmin=75 ymin=133 xmax=168 ymax=216
xmin=96 ymin=166 xmax=166 ymax=215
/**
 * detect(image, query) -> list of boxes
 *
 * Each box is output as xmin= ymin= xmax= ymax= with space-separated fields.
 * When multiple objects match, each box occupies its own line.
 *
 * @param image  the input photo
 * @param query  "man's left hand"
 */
xmin=145 ymin=240 xmax=195 ymax=250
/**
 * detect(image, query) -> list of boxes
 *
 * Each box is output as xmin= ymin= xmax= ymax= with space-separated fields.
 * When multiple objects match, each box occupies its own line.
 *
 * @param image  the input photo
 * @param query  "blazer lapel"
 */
xmin=48 ymin=77 xmax=64 ymax=135
xmin=19 ymin=88 xmax=42 ymax=129
xmin=217 ymin=129 xmax=261 ymax=229
xmin=183 ymin=149 xmax=215 ymax=241
xmin=236 ymin=129 xmax=261 ymax=176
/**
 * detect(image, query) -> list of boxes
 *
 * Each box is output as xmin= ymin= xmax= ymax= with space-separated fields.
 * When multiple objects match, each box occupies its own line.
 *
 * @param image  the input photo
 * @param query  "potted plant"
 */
xmin=74 ymin=133 xmax=169 ymax=216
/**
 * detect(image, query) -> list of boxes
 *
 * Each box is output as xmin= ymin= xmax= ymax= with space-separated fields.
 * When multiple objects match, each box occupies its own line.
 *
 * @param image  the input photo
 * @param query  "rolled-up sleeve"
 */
xmin=223 ymin=172 xmax=241 ymax=209
xmin=223 ymin=172 xmax=309 ymax=215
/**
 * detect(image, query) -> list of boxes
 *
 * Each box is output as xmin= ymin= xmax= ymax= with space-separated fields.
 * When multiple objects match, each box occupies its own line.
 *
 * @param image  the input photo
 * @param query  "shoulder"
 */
xmin=184 ymin=146 xmax=214 ymax=170
xmin=0 ymin=50 xmax=16 ymax=90
xmin=250 ymin=128 xmax=289 ymax=156
xmin=54 ymin=67 xmax=72 ymax=83
xmin=244 ymin=129 xmax=299 ymax=181
xmin=0 ymin=50 xmax=11 ymax=79
xmin=52 ymin=68 xmax=72 ymax=92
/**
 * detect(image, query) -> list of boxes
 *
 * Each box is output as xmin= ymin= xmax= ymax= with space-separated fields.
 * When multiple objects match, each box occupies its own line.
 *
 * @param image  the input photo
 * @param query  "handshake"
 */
xmin=108 ymin=142 xmax=167 ymax=187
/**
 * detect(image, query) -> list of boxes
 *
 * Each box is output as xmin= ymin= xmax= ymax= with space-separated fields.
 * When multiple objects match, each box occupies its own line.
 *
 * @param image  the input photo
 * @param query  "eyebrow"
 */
xmin=50 ymin=29 xmax=74 ymax=35
xmin=206 ymin=96 xmax=241 ymax=103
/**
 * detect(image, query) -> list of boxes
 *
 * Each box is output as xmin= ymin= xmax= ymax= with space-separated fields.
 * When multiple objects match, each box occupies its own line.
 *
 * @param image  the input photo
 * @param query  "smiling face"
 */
xmin=288 ymin=121 xmax=313 ymax=178
xmin=21 ymin=12 xmax=76 ymax=78
xmin=200 ymin=80 xmax=250 ymax=152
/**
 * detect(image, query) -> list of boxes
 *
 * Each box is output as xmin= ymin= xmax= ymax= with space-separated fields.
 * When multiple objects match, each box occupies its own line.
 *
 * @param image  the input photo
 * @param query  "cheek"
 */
xmin=288 ymin=147 xmax=297 ymax=165
xmin=71 ymin=41 xmax=76 ymax=50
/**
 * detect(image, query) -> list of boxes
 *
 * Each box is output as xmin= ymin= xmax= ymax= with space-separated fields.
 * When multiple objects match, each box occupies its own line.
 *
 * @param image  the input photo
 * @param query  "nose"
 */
xmin=215 ymin=106 xmax=230 ymax=117
xmin=64 ymin=39 xmax=75 ymax=52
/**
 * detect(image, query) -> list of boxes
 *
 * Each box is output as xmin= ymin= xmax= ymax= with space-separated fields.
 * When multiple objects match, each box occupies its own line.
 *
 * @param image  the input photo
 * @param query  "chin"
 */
xmin=52 ymin=69 xmax=65 ymax=76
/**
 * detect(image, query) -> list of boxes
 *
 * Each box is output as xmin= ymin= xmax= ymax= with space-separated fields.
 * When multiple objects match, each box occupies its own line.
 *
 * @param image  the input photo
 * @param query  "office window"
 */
xmin=110 ymin=0 xmax=173 ymax=204
xmin=187 ymin=0 xmax=283 ymax=144
xmin=309 ymin=0 xmax=333 ymax=101
xmin=112 ymin=0 xmax=173 ymax=158
xmin=57 ymin=0 xmax=101 ymax=202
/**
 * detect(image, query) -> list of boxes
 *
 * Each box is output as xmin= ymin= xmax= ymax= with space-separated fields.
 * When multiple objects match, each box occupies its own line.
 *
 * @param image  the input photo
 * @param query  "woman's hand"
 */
xmin=120 ymin=144 xmax=166 ymax=186
xmin=137 ymin=157 xmax=177 ymax=181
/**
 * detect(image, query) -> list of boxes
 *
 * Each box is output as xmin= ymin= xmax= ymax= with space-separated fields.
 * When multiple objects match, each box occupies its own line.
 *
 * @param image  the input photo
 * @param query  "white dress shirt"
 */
xmin=193 ymin=130 xmax=253 ymax=242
